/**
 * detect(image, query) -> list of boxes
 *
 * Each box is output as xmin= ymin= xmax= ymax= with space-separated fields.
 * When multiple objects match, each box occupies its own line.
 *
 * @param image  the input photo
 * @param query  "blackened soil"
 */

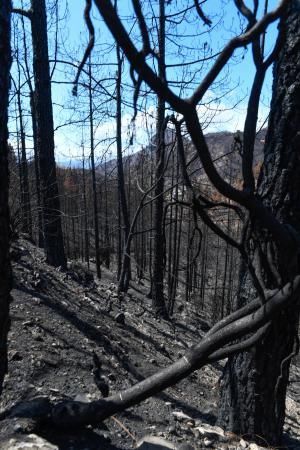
xmin=0 ymin=238 xmax=299 ymax=449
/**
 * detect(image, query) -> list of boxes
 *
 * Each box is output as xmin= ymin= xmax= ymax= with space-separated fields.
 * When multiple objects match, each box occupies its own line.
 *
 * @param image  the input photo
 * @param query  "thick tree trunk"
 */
xmin=0 ymin=0 xmax=12 ymax=396
xmin=19 ymin=12 xmax=43 ymax=246
xmin=31 ymin=0 xmax=66 ymax=267
xmin=218 ymin=3 xmax=300 ymax=445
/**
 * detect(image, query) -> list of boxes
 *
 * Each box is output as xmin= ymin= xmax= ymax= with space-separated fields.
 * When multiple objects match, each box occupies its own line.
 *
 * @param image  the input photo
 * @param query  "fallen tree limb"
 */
xmin=3 ymin=277 xmax=300 ymax=429
xmin=49 ymin=276 xmax=300 ymax=427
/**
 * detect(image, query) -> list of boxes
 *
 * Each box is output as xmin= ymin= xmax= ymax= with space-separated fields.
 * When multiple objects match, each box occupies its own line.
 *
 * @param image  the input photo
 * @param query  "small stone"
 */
xmin=149 ymin=358 xmax=156 ymax=364
xmin=203 ymin=437 xmax=213 ymax=447
xmin=240 ymin=438 xmax=248 ymax=448
xmin=136 ymin=435 xmax=174 ymax=449
xmin=249 ymin=444 xmax=264 ymax=450
xmin=172 ymin=411 xmax=193 ymax=422
xmin=195 ymin=423 xmax=226 ymax=441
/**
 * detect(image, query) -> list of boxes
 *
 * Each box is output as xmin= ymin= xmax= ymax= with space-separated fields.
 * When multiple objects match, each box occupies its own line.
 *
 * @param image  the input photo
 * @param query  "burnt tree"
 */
xmin=30 ymin=0 xmax=66 ymax=267
xmin=151 ymin=0 xmax=168 ymax=317
xmin=88 ymin=59 xmax=101 ymax=279
xmin=13 ymin=52 xmax=33 ymax=239
xmin=12 ymin=0 xmax=67 ymax=266
xmin=0 ymin=0 xmax=12 ymax=395
xmin=217 ymin=2 xmax=300 ymax=444
xmin=116 ymin=42 xmax=132 ymax=293
xmin=93 ymin=0 xmax=299 ymax=444
xmin=7 ymin=0 xmax=297 ymax=444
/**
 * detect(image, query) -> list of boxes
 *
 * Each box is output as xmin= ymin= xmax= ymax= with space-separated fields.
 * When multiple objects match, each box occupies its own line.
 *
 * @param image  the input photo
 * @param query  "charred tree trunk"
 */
xmin=103 ymin=157 xmax=110 ymax=269
xmin=88 ymin=60 xmax=101 ymax=279
xmin=30 ymin=90 xmax=44 ymax=248
xmin=0 ymin=0 xmax=12 ymax=396
xmin=20 ymin=13 xmax=42 ymax=246
xmin=82 ymin=144 xmax=90 ymax=268
xmin=31 ymin=0 xmax=66 ymax=267
xmin=116 ymin=43 xmax=131 ymax=292
xmin=151 ymin=0 xmax=167 ymax=317
xmin=218 ymin=4 xmax=300 ymax=444
xmin=16 ymin=76 xmax=32 ymax=239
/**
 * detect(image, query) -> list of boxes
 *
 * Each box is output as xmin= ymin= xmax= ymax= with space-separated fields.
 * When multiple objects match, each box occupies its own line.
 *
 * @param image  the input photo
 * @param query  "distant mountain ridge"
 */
xmin=95 ymin=128 xmax=266 ymax=185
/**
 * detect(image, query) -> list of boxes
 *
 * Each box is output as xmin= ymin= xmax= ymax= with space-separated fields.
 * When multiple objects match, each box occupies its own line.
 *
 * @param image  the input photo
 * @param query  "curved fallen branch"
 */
xmin=2 ymin=277 xmax=299 ymax=429
xmin=39 ymin=277 xmax=300 ymax=427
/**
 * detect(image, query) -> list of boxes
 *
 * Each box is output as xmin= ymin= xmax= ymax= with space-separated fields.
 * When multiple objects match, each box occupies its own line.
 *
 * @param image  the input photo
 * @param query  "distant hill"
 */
xmin=95 ymin=129 xmax=267 ymax=181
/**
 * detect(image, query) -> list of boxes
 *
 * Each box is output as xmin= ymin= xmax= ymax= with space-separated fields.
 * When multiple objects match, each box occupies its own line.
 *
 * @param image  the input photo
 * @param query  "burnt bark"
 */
xmin=151 ymin=0 xmax=167 ymax=317
xmin=218 ymin=3 xmax=300 ymax=444
xmin=20 ymin=13 xmax=42 ymax=246
xmin=31 ymin=0 xmax=66 ymax=267
xmin=16 ymin=77 xmax=32 ymax=239
xmin=0 ymin=0 xmax=12 ymax=395
xmin=117 ymin=43 xmax=131 ymax=293
xmin=88 ymin=60 xmax=101 ymax=279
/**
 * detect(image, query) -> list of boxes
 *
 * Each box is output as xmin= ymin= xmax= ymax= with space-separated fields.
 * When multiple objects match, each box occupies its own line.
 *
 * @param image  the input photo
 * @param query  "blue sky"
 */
xmin=10 ymin=0 xmax=281 ymax=166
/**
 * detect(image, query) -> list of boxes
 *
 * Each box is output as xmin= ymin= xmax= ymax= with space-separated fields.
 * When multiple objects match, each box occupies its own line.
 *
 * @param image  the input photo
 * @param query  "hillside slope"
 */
xmin=0 ymin=238 xmax=299 ymax=449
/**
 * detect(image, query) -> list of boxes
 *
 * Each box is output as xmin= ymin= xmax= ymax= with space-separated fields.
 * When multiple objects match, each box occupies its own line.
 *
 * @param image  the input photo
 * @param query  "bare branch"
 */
xmin=132 ymin=0 xmax=151 ymax=55
xmin=194 ymin=0 xmax=212 ymax=27
xmin=12 ymin=8 xmax=32 ymax=19
xmin=93 ymin=0 xmax=187 ymax=114
xmin=189 ymin=0 xmax=289 ymax=105
xmin=72 ymin=0 xmax=95 ymax=96
xmin=208 ymin=322 xmax=271 ymax=362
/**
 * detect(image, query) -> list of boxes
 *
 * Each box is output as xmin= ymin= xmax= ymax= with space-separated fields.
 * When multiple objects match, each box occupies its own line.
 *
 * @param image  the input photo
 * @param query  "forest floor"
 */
xmin=0 ymin=237 xmax=300 ymax=449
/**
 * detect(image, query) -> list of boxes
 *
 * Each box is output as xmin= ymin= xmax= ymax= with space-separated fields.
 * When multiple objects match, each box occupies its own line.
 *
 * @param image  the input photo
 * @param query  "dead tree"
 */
xmin=151 ymin=0 xmax=168 ymax=317
xmin=217 ymin=2 xmax=300 ymax=443
xmin=19 ymin=8 xmax=43 ymax=247
xmin=13 ymin=0 xmax=66 ymax=267
xmin=116 ymin=42 xmax=132 ymax=293
xmin=0 ymin=0 xmax=12 ymax=396
xmin=11 ymin=69 xmax=32 ymax=239
xmin=5 ymin=0 xmax=296 ymax=445
xmin=88 ymin=59 xmax=101 ymax=279
xmin=91 ymin=0 xmax=300 ymax=444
